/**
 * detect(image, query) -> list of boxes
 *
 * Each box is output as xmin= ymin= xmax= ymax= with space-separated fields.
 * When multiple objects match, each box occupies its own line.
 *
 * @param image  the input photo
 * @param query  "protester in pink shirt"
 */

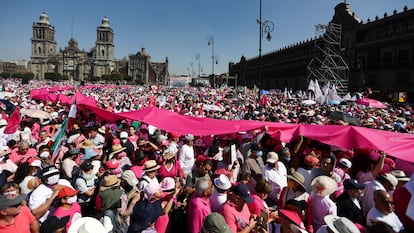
xmin=220 ymin=183 xmax=257 ymax=233
xmin=9 ymin=140 xmax=37 ymax=164
xmin=53 ymin=187 xmax=82 ymax=230
xmin=187 ymin=177 xmax=214 ymax=233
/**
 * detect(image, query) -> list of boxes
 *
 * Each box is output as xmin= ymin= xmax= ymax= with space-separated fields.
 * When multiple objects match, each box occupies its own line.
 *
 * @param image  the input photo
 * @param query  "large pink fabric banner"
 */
xmin=27 ymin=87 xmax=414 ymax=163
xmin=91 ymin=106 xmax=414 ymax=163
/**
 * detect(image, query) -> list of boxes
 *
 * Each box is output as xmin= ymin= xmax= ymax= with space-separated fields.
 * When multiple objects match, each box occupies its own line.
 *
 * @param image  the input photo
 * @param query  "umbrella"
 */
xmin=327 ymin=111 xmax=361 ymax=126
xmin=203 ymin=104 xmax=224 ymax=112
xmin=329 ymin=100 xmax=341 ymax=105
xmin=356 ymin=97 xmax=386 ymax=109
xmin=21 ymin=109 xmax=50 ymax=119
xmin=0 ymin=91 xmax=15 ymax=99
xmin=301 ymin=99 xmax=316 ymax=106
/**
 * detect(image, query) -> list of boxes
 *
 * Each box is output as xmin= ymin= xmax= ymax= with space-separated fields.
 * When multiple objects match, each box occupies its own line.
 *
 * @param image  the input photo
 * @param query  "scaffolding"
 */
xmin=306 ymin=23 xmax=349 ymax=96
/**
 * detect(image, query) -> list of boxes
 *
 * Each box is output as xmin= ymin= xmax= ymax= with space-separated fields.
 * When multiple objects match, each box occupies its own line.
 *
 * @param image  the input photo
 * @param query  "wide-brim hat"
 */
xmin=324 ymin=215 xmax=360 ymax=233
xmin=79 ymin=139 xmax=95 ymax=149
xmin=287 ymin=172 xmax=306 ymax=191
xmin=121 ymin=170 xmax=139 ymax=187
xmin=391 ymin=170 xmax=410 ymax=182
xmin=214 ymin=174 xmax=232 ymax=190
xmin=68 ymin=217 xmax=106 ymax=233
xmin=143 ymin=160 xmax=160 ymax=172
xmin=0 ymin=194 xmax=26 ymax=210
xmin=101 ymin=175 xmax=121 ymax=191
xmin=97 ymin=126 xmax=106 ymax=134
xmin=311 ymin=175 xmax=338 ymax=196
xmin=279 ymin=209 xmax=305 ymax=229
xmin=109 ymin=144 xmax=126 ymax=158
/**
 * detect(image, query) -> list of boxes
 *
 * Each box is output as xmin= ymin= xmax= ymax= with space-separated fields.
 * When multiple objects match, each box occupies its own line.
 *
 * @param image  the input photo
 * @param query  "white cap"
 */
xmin=266 ymin=152 xmax=279 ymax=163
xmin=338 ymin=158 xmax=352 ymax=169
xmin=120 ymin=131 xmax=128 ymax=139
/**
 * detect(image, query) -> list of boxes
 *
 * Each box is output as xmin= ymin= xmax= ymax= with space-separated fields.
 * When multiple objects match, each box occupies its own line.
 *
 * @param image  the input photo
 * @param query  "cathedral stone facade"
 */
xmin=29 ymin=12 xmax=168 ymax=84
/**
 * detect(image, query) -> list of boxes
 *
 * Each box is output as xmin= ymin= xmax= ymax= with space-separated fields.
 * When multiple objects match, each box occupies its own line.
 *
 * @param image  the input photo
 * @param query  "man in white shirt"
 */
xmin=179 ymin=134 xmax=195 ymax=176
xmin=263 ymin=151 xmax=287 ymax=204
xmin=366 ymin=190 xmax=405 ymax=232
xmin=361 ymin=173 xmax=398 ymax=216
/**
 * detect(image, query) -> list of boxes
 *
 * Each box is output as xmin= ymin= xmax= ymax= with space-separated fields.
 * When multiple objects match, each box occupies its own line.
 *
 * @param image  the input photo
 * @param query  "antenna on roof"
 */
xmin=71 ymin=17 xmax=73 ymax=39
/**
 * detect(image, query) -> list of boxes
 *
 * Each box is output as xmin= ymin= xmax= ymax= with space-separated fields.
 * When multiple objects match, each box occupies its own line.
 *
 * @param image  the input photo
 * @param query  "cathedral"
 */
xmin=30 ymin=12 xmax=168 ymax=84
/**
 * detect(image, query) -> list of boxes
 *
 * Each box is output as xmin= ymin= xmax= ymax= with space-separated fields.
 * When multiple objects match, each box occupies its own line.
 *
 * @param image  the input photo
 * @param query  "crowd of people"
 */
xmin=0 ymin=78 xmax=413 ymax=233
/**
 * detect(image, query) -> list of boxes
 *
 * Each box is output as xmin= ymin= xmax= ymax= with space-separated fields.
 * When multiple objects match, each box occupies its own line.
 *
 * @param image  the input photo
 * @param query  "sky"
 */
xmin=1 ymin=0 xmax=413 ymax=76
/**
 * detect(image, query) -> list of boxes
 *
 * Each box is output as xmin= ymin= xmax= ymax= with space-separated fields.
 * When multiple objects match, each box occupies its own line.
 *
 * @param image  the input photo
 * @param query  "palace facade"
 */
xmin=229 ymin=3 xmax=414 ymax=96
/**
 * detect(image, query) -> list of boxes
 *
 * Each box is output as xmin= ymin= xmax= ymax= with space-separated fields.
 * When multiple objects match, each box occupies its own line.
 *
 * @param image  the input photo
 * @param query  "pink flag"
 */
xmin=4 ymin=107 xmax=20 ymax=134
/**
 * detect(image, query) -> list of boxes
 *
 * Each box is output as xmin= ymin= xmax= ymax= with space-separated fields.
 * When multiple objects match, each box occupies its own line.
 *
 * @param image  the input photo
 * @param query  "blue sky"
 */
xmin=1 ymin=0 xmax=413 ymax=76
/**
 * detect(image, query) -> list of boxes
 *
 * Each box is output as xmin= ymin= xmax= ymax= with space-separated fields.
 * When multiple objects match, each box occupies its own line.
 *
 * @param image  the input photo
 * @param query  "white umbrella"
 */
xmin=0 ymin=91 xmax=15 ymax=99
xmin=21 ymin=109 xmax=50 ymax=119
xmin=301 ymin=99 xmax=316 ymax=106
xmin=203 ymin=104 xmax=224 ymax=112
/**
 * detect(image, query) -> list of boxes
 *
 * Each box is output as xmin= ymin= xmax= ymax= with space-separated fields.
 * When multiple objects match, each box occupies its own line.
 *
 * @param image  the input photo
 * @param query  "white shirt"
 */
xmin=209 ymin=189 xmax=227 ymax=212
xmin=367 ymin=207 xmax=404 ymax=232
xmin=28 ymin=184 xmax=53 ymax=223
xmin=179 ymin=144 xmax=195 ymax=176
xmin=263 ymin=162 xmax=287 ymax=203
xmin=361 ymin=179 xmax=385 ymax=216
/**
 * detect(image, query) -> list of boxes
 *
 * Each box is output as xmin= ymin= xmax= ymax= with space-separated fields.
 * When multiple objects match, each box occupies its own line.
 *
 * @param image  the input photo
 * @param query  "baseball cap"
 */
xmin=343 ymin=179 xmax=365 ymax=190
xmin=232 ymin=183 xmax=253 ymax=203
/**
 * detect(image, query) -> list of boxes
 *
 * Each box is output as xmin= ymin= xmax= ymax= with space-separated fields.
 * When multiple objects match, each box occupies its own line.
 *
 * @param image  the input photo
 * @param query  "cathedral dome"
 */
xmin=39 ymin=12 xmax=50 ymax=25
xmin=101 ymin=16 xmax=110 ymax=27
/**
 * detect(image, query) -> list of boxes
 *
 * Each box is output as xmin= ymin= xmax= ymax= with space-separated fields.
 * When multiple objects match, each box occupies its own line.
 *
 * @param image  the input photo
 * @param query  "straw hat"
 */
xmin=109 ymin=144 xmax=126 ymax=159
xmin=100 ymin=175 xmax=121 ymax=191
xmin=311 ymin=175 xmax=338 ymax=196
xmin=143 ymin=160 xmax=160 ymax=172
xmin=97 ymin=126 xmax=106 ymax=134
xmin=79 ymin=139 xmax=95 ymax=149
xmin=287 ymin=172 xmax=306 ymax=191
xmin=162 ymin=148 xmax=175 ymax=160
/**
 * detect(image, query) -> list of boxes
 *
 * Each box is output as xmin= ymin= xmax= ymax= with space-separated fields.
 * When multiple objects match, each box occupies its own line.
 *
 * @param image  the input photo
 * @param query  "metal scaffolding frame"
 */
xmin=306 ymin=23 xmax=349 ymax=95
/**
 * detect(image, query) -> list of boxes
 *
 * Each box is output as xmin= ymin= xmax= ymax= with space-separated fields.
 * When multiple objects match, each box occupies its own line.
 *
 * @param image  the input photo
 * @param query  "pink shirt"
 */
xmin=220 ymin=200 xmax=251 ymax=233
xmin=155 ymin=211 xmax=170 ymax=233
xmin=247 ymin=194 xmax=266 ymax=216
xmin=158 ymin=161 xmax=183 ymax=180
xmin=53 ymin=202 xmax=82 ymax=230
xmin=9 ymin=148 xmax=38 ymax=164
xmin=187 ymin=195 xmax=211 ymax=233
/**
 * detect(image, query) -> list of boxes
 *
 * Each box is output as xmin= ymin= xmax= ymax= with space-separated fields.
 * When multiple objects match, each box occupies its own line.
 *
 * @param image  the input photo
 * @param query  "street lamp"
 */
xmin=207 ymin=35 xmax=218 ymax=88
xmin=258 ymin=0 xmax=274 ymax=101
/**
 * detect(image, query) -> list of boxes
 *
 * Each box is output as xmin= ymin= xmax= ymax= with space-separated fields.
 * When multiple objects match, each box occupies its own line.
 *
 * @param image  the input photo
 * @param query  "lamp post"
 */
xmin=258 ymin=0 xmax=274 ymax=101
xmin=207 ymin=35 xmax=218 ymax=88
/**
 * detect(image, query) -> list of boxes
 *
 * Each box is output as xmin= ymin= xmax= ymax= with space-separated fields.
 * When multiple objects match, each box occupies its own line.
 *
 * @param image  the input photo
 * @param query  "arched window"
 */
xmin=101 ymin=49 xmax=105 ymax=56
xmin=38 ymin=47 xmax=42 ymax=54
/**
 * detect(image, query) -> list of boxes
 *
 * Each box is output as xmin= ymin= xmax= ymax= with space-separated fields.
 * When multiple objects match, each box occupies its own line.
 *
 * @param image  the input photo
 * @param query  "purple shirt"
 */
xmin=311 ymin=195 xmax=337 ymax=231
xmin=188 ymin=195 xmax=211 ymax=233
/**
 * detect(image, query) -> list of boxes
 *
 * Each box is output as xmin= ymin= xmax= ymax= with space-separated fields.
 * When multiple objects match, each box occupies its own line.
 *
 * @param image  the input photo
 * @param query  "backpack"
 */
xmin=76 ymin=176 xmax=103 ymax=214
xmin=104 ymin=209 xmax=128 ymax=233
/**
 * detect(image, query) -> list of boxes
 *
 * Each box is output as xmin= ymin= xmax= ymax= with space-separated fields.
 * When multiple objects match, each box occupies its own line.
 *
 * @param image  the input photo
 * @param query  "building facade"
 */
xmin=29 ymin=12 xmax=168 ymax=83
xmin=229 ymin=3 xmax=414 ymax=96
